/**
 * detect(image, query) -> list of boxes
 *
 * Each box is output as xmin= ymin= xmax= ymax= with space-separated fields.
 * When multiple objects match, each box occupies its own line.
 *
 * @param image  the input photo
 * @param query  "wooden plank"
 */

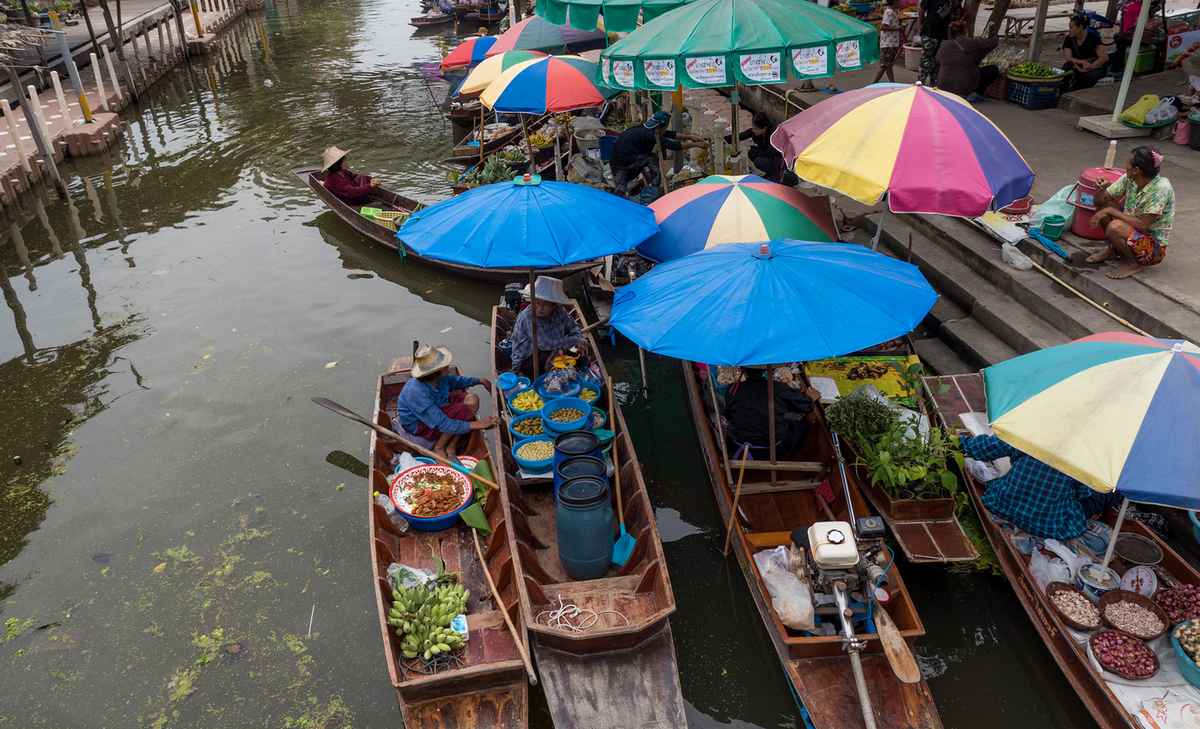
xmin=739 ymin=479 xmax=822 ymax=495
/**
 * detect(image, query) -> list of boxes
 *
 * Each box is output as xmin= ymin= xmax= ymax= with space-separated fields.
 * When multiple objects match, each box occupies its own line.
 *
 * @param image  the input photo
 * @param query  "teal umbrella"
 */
xmin=597 ymin=0 xmax=878 ymax=90
xmin=537 ymin=0 xmax=691 ymax=33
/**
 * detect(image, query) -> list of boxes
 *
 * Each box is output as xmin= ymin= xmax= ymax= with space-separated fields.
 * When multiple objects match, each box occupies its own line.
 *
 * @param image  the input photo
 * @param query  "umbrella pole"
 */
xmin=638 ymin=346 xmax=649 ymax=398
xmin=521 ymin=113 xmax=537 ymax=172
xmin=1096 ymin=498 xmax=1130 ymax=578
xmin=767 ymin=364 xmax=777 ymax=487
xmin=708 ymin=372 xmax=734 ymax=489
xmin=729 ymin=87 xmax=742 ymax=175
xmin=480 ymin=104 xmax=485 ymax=169
xmin=529 ymin=268 xmax=539 ymax=379
xmin=871 ymin=194 xmax=888 ymax=251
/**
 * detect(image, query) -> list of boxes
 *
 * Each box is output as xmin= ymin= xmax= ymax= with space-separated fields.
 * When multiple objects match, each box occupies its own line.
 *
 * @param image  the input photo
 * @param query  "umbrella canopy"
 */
xmin=398 ymin=176 xmax=659 ymax=268
xmin=441 ymin=36 xmax=498 ymax=70
xmin=772 ymin=83 xmax=1035 ymax=217
xmin=536 ymin=0 xmax=689 ymax=32
xmin=485 ymin=16 xmax=606 ymax=57
xmin=480 ymin=55 xmax=622 ymax=114
xmin=609 ymin=239 xmax=937 ymax=365
xmin=637 ymin=174 xmax=838 ymax=263
xmin=983 ymin=333 xmax=1200 ymax=507
xmin=596 ymin=0 xmax=877 ymax=90
xmin=456 ymin=51 xmax=547 ymax=96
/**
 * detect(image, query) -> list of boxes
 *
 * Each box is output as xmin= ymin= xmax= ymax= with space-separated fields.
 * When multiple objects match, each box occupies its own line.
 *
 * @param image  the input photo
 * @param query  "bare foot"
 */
xmin=1108 ymin=261 xmax=1142 ymax=279
xmin=434 ymin=447 xmax=450 ymax=461
xmin=446 ymin=443 xmax=459 ymax=459
xmin=1086 ymin=249 xmax=1116 ymax=263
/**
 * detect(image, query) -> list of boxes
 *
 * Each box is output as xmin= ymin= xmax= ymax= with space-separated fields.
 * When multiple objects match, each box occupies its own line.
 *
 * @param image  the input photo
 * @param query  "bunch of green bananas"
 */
xmin=388 ymin=583 xmax=470 ymax=661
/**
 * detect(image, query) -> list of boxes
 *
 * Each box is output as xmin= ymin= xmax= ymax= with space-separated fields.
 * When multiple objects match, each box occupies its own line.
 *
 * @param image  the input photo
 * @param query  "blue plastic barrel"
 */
xmin=552 ymin=431 xmax=602 ymax=479
xmin=556 ymin=476 xmax=614 ymax=580
xmin=554 ymin=455 xmax=606 ymax=499
xmin=598 ymin=135 xmax=618 ymax=161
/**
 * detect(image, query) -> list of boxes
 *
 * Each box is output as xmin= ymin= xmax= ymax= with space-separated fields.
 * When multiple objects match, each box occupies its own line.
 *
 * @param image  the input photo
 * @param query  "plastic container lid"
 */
xmin=554 ymin=430 xmax=601 ymax=457
xmin=1079 ymin=166 xmax=1122 ymax=188
xmin=497 ymin=372 xmax=519 ymax=390
xmin=558 ymin=476 xmax=609 ymax=507
xmin=556 ymin=455 xmax=606 ymax=482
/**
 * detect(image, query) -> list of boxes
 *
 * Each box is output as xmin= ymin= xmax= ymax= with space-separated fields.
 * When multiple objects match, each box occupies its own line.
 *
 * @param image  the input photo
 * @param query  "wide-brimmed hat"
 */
xmin=532 ymin=276 xmax=571 ymax=306
xmin=411 ymin=343 xmax=453 ymax=378
xmin=321 ymin=146 xmax=350 ymax=173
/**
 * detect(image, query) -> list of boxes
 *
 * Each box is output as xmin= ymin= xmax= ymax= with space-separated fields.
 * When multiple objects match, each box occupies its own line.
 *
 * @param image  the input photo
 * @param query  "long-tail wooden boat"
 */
xmin=805 ymin=337 xmax=978 ymax=564
xmin=368 ymin=360 xmax=528 ymax=727
xmin=489 ymin=301 xmax=687 ymax=729
xmin=466 ymin=7 xmax=506 ymax=23
xmin=927 ymin=372 xmax=1200 ymax=729
xmin=410 ymin=12 xmax=455 ymax=27
xmin=293 ymin=167 xmax=594 ymax=284
xmin=681 ymin=360 xmax=942 ymax=729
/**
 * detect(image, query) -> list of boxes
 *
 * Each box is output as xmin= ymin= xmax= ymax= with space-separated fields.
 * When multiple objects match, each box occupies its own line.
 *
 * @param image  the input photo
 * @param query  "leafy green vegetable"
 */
xmin=825 ymin=395 xmax=900 ymax=452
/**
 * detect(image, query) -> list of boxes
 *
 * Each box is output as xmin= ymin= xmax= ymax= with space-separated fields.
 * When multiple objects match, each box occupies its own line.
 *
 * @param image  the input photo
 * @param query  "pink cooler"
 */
xmin=1067 ymin=167 xmax=1124 ymax=239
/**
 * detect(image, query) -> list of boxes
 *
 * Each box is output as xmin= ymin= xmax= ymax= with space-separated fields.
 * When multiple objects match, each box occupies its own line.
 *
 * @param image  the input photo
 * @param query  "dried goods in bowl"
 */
xmin=1046 ymin=581 xmax=1101 ymax=631
xmin=1154 ymin=584 xmax=1200 ymax=625
xmin=1089 ymin=629 xmax=1160 ymax=679
xmin=389 ymin=464 xmax=473 ymax=521
xmin=1099 ymin=590 xmax=1169 ymax=640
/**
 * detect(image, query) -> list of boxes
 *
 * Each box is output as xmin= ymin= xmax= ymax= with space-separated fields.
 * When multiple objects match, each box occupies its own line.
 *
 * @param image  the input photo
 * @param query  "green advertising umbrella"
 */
xmin=596 ymin=0 xmax=877 ymax=168
xmin=537 ymin=0 xmax=691 ymax=33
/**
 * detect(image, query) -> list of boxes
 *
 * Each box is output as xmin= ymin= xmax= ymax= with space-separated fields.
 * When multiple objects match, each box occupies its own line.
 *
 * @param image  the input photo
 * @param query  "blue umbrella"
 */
xmin=398 ymin=176 xmax=658 ymax=268
xmin=609 ymin=239 xmax=937 ymax=366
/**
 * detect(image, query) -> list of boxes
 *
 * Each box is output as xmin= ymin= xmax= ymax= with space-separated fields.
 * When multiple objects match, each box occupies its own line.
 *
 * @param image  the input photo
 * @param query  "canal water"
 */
xmin=0 ymin=0 xmax=1100 ymax=727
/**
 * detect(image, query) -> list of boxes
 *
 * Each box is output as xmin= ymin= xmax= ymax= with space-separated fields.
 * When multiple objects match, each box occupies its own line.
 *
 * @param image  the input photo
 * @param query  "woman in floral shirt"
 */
xmin=1087 ymin=146 xmax=1175 ymax=279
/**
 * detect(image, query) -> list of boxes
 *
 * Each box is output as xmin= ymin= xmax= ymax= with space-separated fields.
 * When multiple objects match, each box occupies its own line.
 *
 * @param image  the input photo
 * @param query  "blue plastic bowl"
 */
xmin=541 ymin=396 xmax=592 ymax=434
xmin=534 ymin=373 xmax=582 ymax=399
xmin=507 ymin=387 xmax=543 ymax=414
xmin=509 ymin=411 xmax=546 ymax=441
xmin=576 ymin=378 xmax=601 ymax=405
xmin=512 ymin=435 xmax=555 ymax=473
xmin=1172 ymin=620 xmax=1200 ymax=689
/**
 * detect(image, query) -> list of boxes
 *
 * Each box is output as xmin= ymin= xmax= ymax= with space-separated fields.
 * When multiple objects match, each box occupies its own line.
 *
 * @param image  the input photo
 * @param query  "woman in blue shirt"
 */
xmin=396 ymin=343 xmax=497 ymax=459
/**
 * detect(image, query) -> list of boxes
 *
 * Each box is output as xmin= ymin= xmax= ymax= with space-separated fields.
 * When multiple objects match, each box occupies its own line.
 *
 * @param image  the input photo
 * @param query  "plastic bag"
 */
xmin=1044 ymin=538 xmax=1089 ymax=582
xmin=1145 ymin=97 xmax=1178 ymax=125
xmin=392 ymin=452 xmax=419 ymax=473
xmin=1029 ymin=549 xmax=1070 ymax=592
xmin=1001 ymin=243 xmax=1033 ymax=271
xmin=965 ymin=457 xmax=1002 ymax=482
xmin=1029 ymin=184 xmax=1076 ymax=229
xmin=387 ymin=563 xmax=437 ymax=590
xmin=1119 ymin=94 xmax=1160 ymax=126
xmin=753 ymin=546 xmax=815 ymax=631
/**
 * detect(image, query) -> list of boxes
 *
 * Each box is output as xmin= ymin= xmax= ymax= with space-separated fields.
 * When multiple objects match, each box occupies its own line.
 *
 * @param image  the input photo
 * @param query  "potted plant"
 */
xmin=855 ymin=420 xmax=965 ymax=519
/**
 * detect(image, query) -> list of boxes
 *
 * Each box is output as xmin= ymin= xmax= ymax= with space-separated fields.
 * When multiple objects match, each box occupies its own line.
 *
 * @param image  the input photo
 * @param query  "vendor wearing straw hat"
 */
xmin=395 ymin=343 xmax=498 ymax=460
xmin=510 ymin=277 xmax=587 ymax=377
xmin=320 ymin=146 xmax=380 ymax=206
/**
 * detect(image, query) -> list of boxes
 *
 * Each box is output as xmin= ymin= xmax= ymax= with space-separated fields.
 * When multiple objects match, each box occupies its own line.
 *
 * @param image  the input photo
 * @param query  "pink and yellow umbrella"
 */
xmin=772 ymin=84 xmax=1035 ymax=218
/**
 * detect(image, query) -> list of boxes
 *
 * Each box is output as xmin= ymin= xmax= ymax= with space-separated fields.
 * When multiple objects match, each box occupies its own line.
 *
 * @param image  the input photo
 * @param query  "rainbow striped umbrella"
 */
xmin=441 ymin=36 xmax=498 ymax=70
xmin=455 ymin=51 xmax=546 ymax=96
xmin=486 ymin=16 xmax=570 ymax=56
xmin=636 ymin=174 xmax=838 ymax=263
xmin=984 ymin=333 xmax=1200 ymax=504
xmin=772 ymin=84 xmax=1034 ymax=218
xmin=480 ymin=55 xmax=621 ymax=114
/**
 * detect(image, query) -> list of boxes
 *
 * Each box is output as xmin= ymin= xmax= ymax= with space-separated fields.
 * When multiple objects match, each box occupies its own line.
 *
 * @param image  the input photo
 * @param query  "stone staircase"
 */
xmin=848 ymin=213 xmax=1200 ymax=371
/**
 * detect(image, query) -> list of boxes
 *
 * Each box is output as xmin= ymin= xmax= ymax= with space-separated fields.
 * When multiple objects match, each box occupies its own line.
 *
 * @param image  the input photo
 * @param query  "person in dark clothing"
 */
xmin=610 ymin=111 xmax=708 ymax=199
xmin=1062 ymin=15 xmax=1110 ymax=91
xmin=918 ymin=0 xmax=958 ymax=85
xmin=320 ymin=146 xmax=380 ymax=206
xmin=723 ymin=112 xmax=798 ymax=185
xmin=723 ymin=368 xmax=820 ymax=459
xmin=937 ymin=21 xmax=999 ymax=100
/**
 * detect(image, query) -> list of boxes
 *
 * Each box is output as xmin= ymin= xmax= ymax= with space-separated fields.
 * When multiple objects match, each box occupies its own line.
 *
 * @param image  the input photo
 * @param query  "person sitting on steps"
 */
xmin=1086 ymin=146 xmax=1174 ymax=280
xmin=394 ymin=343 xmax=498 ymax=460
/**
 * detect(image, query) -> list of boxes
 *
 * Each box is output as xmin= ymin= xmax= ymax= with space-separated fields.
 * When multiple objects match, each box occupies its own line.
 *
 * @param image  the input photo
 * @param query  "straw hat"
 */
xmin=411 ymin=343 xmax=453 ymax=378
xmin=321 ymin=146 xmax=350 ymax=173
xmin=532 ymin=276 xmax=571 ymax=306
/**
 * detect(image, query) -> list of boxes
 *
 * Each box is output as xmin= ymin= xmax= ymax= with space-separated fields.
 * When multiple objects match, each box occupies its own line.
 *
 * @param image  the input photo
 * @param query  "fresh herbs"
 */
xmin=825 ymin=394 xmax=900 ymax=452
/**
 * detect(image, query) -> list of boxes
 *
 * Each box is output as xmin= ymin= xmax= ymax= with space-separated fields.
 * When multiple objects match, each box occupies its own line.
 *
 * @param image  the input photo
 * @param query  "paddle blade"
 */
xmin=613 ymin=525 xmax=634 ymax=566
xmin=872 ymin=597 xmax=921 ymax=684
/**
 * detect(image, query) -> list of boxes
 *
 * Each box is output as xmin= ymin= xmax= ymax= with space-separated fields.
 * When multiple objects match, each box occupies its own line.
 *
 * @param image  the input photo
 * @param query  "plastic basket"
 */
xmin=903 ymin=43 xmax=922 ymax=72
xmin=1191 ymin=116 xmax=1200 ymax=152
xmin=1007 ymin=77 xmax=1060 ymax=110
xmin=983 ymin=75 xmax=1009 ymax=100
xmin=359 ymin=206 xmax=382 ymax=220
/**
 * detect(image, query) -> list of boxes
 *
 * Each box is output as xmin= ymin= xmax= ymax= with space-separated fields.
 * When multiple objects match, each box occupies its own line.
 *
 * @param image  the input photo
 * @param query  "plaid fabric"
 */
xmin=962 ymin=434 xmax=1094 ymax=540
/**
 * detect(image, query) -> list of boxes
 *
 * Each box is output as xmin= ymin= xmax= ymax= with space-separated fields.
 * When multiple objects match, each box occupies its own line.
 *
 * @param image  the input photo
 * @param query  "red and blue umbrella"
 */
xmin=480 ymin=55 xmax=621 ymax=113
xmin=637 ymin=174 xmax=838 ymax=263
xmin=772 ymin=84 xmax=1034 ymax=217
xmin=441 ymin=36 xmax=498 ymax=70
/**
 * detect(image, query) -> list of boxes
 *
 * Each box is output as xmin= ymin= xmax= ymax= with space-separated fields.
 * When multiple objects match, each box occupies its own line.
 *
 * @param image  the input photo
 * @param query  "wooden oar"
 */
xmin=579 ymin=317 xmax=607 ymax=335
xmin=472 ymin=528 xmax=538 ymax=686
xmin=871 ymin=593 xmax=921 ymax=684
xmin=311 ymin=397 xmax=498 ymax=491
xmin=721 ymin=448 xmax=750 ymax=556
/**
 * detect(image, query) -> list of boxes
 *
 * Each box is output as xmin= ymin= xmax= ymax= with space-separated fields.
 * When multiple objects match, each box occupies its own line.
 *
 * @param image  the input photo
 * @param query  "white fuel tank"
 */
xmin=808 ymin=521 xmax=860 ymax=569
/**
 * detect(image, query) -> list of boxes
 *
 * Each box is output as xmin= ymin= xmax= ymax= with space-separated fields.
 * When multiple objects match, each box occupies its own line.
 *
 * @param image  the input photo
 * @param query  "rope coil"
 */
xmin=535 ymin=595 xmax=630 ymax=632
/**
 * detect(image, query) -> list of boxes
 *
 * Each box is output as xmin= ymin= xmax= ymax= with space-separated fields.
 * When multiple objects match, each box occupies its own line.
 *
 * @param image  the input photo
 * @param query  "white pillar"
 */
xmin=103 ymin=45 xmax=123 ymax=103
xmin=27 ymin=86 xmax=50 ymax=145
xmin=165 ymin=16 xmax=176 ymax=58
xmin=50 ymin=71 xmax=72 ymax=126
xmin=91 ymin=53 xmax=109 ymax=111
xmin=143 ymin=24 xmax=154 ymax=65
xmin=1 ymin=99 xmax=32 ymax=174
xmin=157 ymin=21 xmax=166 ymax=63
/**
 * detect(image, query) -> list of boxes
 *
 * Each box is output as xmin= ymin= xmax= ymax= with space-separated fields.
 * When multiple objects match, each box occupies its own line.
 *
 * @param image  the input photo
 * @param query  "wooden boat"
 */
xmin=466 ymin=7 xmax=507 ymax=23
xmin=368 ymin=360 xmax=528 ymax=727
xmin=410 ymin=12 xmax=455 ymax=27
xmin=293 ymin=166 xmax=595 ymax=284
xmin=806 ymin=337 xmax=978 ymax=564
xmin=582 ymin=266 xmax=614 ymax=321
xmin=452 ymin=113 xmax=548 ymax=159
xmin=489 ymin=301 xmax=687 ymax=729
xmin=681 ymin=360 xmax=942 ymax=729
xmin=926 ymin=373 xmax=1200 ymax=729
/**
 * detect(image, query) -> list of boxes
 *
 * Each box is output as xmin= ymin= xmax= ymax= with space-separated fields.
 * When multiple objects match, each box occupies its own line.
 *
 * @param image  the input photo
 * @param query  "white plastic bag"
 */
xmin=1030 ymin=184 xmax=1076 ymax=229
xmin=1029 ymin=549 xmax=1070 ymax=593
xmin=753 ymin=546 xmax=815 ymax=631
xmin=1044 ymin=538 xmax=1089 ymax=583
xmin=1001 ymin=243 xmax=1033 ymax=271
xmin=965 ymin=457 xmax=1002 ymax=482
xmin=1145 ymin=97 xmax=1178 ymax=126
xmin=387 ymin=563 xmax=437 ymax=590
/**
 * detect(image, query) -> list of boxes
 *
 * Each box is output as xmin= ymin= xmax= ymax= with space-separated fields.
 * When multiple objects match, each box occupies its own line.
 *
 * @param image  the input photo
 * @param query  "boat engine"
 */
xmin=502 ymin=283 xmax=524 ymax=312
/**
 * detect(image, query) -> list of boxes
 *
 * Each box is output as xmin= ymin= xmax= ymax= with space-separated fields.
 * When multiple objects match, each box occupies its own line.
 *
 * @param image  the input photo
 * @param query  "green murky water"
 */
xmin=0 ymin=1 xmax=1099 ymax=727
